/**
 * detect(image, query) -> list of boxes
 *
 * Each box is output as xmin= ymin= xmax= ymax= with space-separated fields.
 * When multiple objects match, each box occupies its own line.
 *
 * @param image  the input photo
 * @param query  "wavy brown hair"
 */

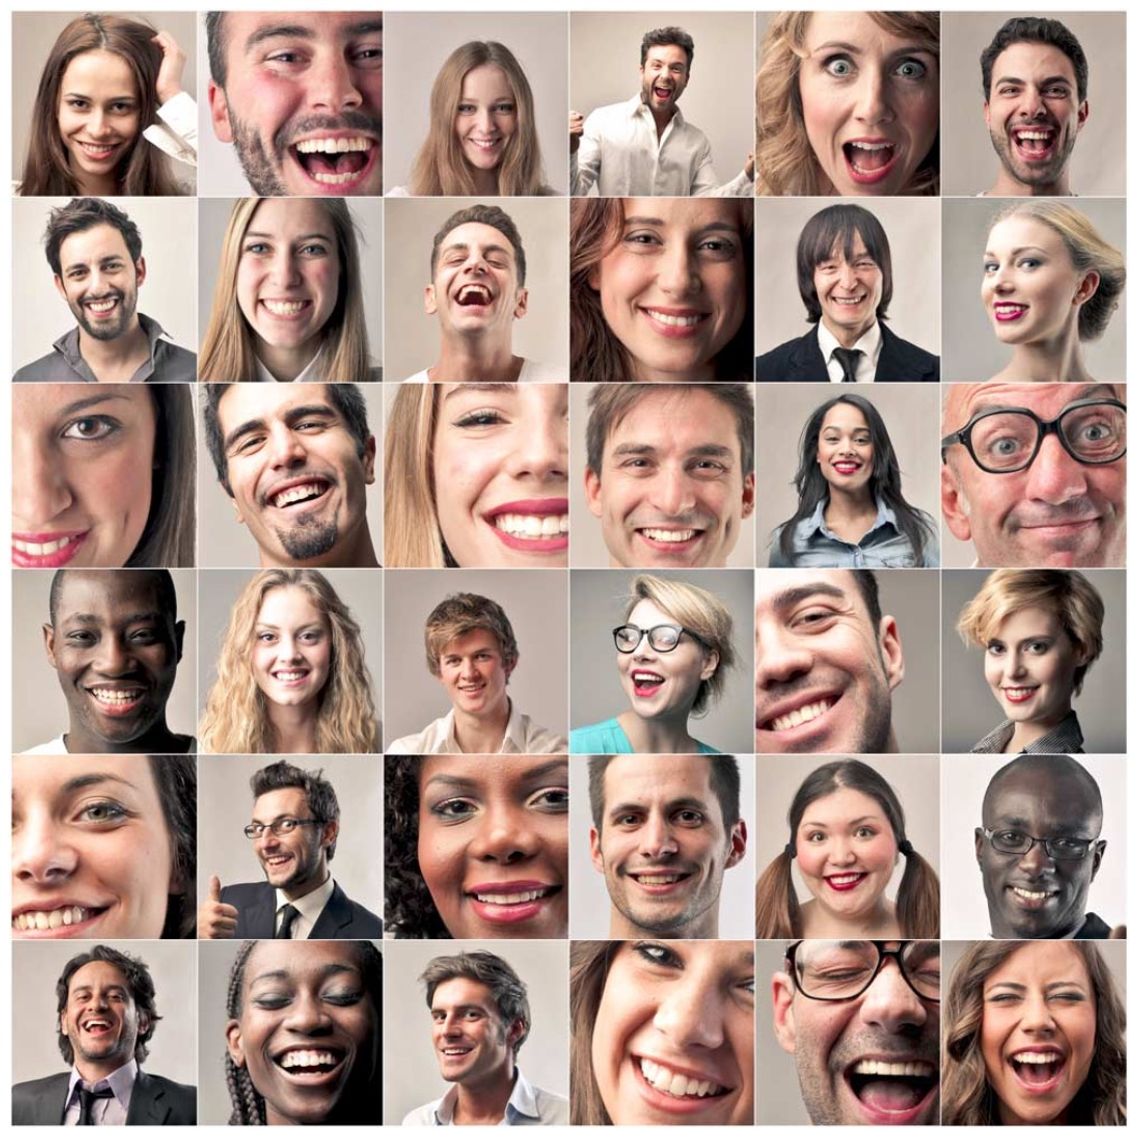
xmin=569 ymin=940 xmax=621 ymax=1125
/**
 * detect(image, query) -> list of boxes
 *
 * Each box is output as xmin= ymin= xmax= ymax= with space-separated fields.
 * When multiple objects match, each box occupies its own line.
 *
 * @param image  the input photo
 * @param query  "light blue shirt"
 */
xmin=570 ymin=717 xmax=720 ymax=755
xmin=402 ymin=1069 xmax=568 ymax=1126
xmin=64 ymin=1059 xmax=137 ymax=1125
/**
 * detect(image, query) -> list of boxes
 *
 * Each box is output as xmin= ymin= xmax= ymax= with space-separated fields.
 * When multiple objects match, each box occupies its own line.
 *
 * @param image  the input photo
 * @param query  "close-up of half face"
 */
xmin=251 ymin=585 xmax=333 ymax=713
xmin=795 ymin=11 xmax=940 ymax=197
xmin=416 ymin=754 xmax=569 ymax=939
xmin=589 ymin=939 xmax=755 ymax=1125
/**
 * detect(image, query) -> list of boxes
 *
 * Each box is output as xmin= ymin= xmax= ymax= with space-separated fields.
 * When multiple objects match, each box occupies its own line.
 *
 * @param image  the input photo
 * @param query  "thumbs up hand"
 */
xmin=198 ymin=875 xmax=239 ymax=939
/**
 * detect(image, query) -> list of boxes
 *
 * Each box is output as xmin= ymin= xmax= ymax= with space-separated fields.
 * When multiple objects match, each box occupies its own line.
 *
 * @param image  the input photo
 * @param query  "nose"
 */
xmin=14 ymin=814 xmax=78 ymax=884
xmin=837 ymin=261 xmax=858 ymax=289
xmin=1017 ymin=991 xmax=1057 ymax=1034
xmin=12 ymin=436 xmax=73 ymax=528
xmin=632 ymin=636 xmax=660 ymax=663
xmin=654 ymin=976 xmax=727 ymax=1050
xmin=87 ymin=108 xmax=113 ymax=139
xmin=853 ymin=67 xmax=893 ymax=127
xmin=857 ymin=959 xmax=928 ymax=1033
xmin=276 ymin=634 xmax=302 ymax=663
xmin=93 ymin=634 xmax=132 ymax=676
xmin=268 ymin=248 xmax=302 ymax=291
xmin=828 ymin=836 xmax=856 ymax=865
xmin=266 ymin=423 xmax=308 ymax=470
xmin=657 ymin=240 xmax=700 ymax=298
xmin=1006 ymin=649 xmax=1028 ymax=680
xmin=1017 ymin=87 xmax=1048 ymax=120
xmin=1023 ymin=433 xmax=1090 ymax=506
xmin=1016 ymin=839 xmax=1055 ymax=875
xmin=504 ymin=410 xmax=567 ymax=483
xmin=469 ymin=802 xmax=540 ymax=864
xmin=305 ymin=49 xmax=363 ymax=112
xmin=651 ymin=466 xmax=697 ymax=518
xmin=475 ymin=107 xmax=494 ymax=135
xmin=284 ymin=989 xmax=334 ymax=1035
xmin=754 ymin=616 xmax=814 ymax=689
xmin=638 ymin=811 xmax=680 ymax=860
xmin=256 ymin=828 xmax=282 ymax=852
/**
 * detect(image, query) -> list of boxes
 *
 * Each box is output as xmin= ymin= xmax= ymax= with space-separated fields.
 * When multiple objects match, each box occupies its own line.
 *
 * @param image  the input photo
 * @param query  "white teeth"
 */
xmin=262 ymin=300 xmax=308 ymax=316
xmin=295 ymin=137 xmax=372 ymax=154
xmin=272 ymin=483 xmax=325 ymax=508
xmin=768 ymin=699 xmax=833 ymax=732
xmin=79 ymin=142 xmax=116 ymax=155
xmin=632 ymin=671 xmax=664 ymax=683
xmin=644 ymin=310 xmax=703 ymax=327
xmin=1004 ymin=687 xmax=1036 ymax=698
xmin=1012 ymin=886 xmax=1052 ymax=901
xmin=86 ymin=299 xmax=118 ymax=312
xmin=827 ymin=873 xmax=863 ymax=885
xmin=639 ymin=1058 xmax=723 ymax=1098
xmin=849 ymin=141 xmax=892 ymax=152
xmin=469 ymin=138 xmax=501 ymax=149
xmin=641 ymin=528 xmax=697 ymax=543
xmin=12 ymin=535 xmax=79 ymax=557
xmin=443 ymin=1047 xmax=471 ymax=1055
xmin=831 ymin=295 xmax=866 ymax=305
xmin=493 ymin=513 xmax=568 ymax=538
xmin=1012 ymin=1052 xmax=1060 ymax=1065
xmin=632 ymin=874 xmax=683 ymax=885
xmin=90 ymin=688 xmax=142 ymax=705
xmin=274 ymin=671 xmax=308 ymax=682
xmin=14 ymin=905 xmax=89 ymax=931
xmin=457 ymin=284 xmax=493 ymax=304
xmin=851 ymin=1059 xmax=934 ymax=1078
xmin=1016 ymin=130 xmax=1052 ymax=141
xmin=311 ymin=170 xmax=362 ymax=185
xmin=473 ymin=889 xmax=545 ymax=904
xmin=279 ymin=1049 xmax=339 ymax=1069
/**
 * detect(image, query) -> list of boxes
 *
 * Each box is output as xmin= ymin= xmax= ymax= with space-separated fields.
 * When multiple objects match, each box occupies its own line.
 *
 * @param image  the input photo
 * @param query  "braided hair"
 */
xmin=224 ymin=941 xmax=265 ymax=1126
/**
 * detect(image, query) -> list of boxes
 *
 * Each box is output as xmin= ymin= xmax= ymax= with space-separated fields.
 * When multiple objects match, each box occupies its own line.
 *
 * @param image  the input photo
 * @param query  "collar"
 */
xmin=817 ymin=317 xmax=883 ymax=366
xmin=276 ymin=873 xmax=335 ymax=925
xmin=54 ymin=312 xmax=171 ymax=370
xmin=443 ymin=698 xmax=524 ymax=753
xmin=431 ymin=1069 xmax=540 ymax=1125
xmin=628 ymin=92 xmax=684 ymax=127
xmin=67 ymin=1057 xmax=138 ymax=1107
xmin=254 ymin=347 xmax=324 ymax=383
xmin=975 ymin=710 xmax=1084 ymax=755
xmin=802 ymin=495 xmax=898 ymax=539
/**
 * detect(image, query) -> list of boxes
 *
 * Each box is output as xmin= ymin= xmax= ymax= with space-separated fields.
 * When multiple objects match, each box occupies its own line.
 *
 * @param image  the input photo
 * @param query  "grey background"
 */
xmin=754 ymin=753 xmax=941 ymax=919
xmin=383 ymin=12 xmax=569 ymax=196
xmin=196 ymin=567 xmax=382 ymax=738
xmin=754 ymin=938 xmax=814 ymax=1125
xmin=382 ymin=196 xmax=569 ymax=382
xmin=382 ymin=939 xmax=569 ymax=1124
xmin=569 ymin=384 xmax=757 ymax=569
xmin=941 ymin=196 xmax=1126 ymax=382
xmin=940 ymin=752 xmax=1126 ymax=938
xmin=196 ymin=197 xmax=383 ymax=371
xmin=195 ymin=753 xmax=383 ymax=917
xmin=569 ymin=753 xmax=757 ymax=939
xmin=195 ymin=383 xmax=385 ymax=568
xmin=570 ymin=568 xmax=754 ymax=754
xmin=12 ymin=10 xmax=199 ymax=194
xmin=753 ymin=383 xmax=942 ymax=565
xmin=382 ymin=569 xmax=568 ymax=747
xmin=569 ymin=12 xmax=755 ymax=193
xmin=11 ymin=197 xmax=199 ymax=374
xmin=941 ymin=568 xmax=1125 ymax=753
xmin=13 ymin=939 xmax=198 ymax=1087
xmin=754 ymin=197 xmax=942 ymax=357
xmin=12 ymin=568 xmax=198 ymax=751
xmin=940 ymin=12 xmax=1126 ymax=198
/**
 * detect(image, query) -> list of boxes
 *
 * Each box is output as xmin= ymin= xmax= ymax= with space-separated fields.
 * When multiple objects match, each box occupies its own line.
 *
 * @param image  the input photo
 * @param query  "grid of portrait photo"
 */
xmin=9 ymin=7 xmax=1128 ymax=1128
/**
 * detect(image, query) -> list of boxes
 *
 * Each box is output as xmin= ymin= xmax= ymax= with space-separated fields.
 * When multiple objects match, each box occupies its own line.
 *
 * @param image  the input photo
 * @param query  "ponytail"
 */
xmin=755 ymin=845 xmax=802 ymax=938
xmin=896 ymin=842 xmax=941 ymax=938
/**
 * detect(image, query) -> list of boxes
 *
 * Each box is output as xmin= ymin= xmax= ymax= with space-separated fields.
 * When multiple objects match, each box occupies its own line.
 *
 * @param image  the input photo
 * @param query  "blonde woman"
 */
xmin=198 ymin=197 xmax=378 ymax=382
xmin=200 ymin=569 xmax=379 ymax=754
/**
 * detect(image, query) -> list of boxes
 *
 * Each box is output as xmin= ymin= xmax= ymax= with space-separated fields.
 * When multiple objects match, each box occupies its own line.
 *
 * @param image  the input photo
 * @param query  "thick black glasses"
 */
xmin=243 ymin=818 xmax=323 ymax=840
xmin=980 ymin=827 xmax=1099 ymax=861
xmin=785 ymin=940 xmax=940 ymax=1003
xmin=613 ymin=624 xmax=706 ymax=653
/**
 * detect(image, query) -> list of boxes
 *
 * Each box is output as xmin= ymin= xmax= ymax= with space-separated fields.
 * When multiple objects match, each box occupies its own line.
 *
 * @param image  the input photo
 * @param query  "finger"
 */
xmin=208 ymin=874 xmax=222 ymax=902
xmin=217 ymin=904 xmax=240 ymax=920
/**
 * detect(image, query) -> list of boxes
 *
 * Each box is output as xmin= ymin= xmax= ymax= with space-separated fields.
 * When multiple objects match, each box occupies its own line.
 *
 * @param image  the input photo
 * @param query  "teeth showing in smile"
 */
xmin=640 ymin=1058 xmax=724 ymax=1098
xmin=1004 ymin=687 xmax=1037 ymax=700
xmin=994 ymin=303 xmax=1027 ymax=316
xmin=90 ymin=688 xmax=142 ymax=705
xmin=851 ymin=1059 xmax=934 ymax=1078
xmin=279 ymin=1049 xmax=340 ymax=1070
xmin=1012 ymin=1052 xmax=1060 ymax=1066
xmin=78 ymin=141 xmax=117 ymax=156
xmin=83 ymin=1018 xmax=112 ymax=1032
xmin=295 ymin=137 xmax=372 ymax=154
xmin=469 ymin=138 xmax=501 ymax=149
xmin=457 ymin=284 xmax=493 ymax=305
xmin=845 ymin=140 xmax=894 ymax=173
xmin=831 ymin=295 xmax=867 ymax=305
xmin=827 ymin=873 xmax=863 ymax=886
xmin=273 ymin=671 xmax=308 ymax=682
xmin=1012 ymin=886 xmax=1053 ymax=901
xmin=13 ymin=906 xmax=91 ymax=930
xmin=641 ymin=528 xmax=697 ymax=543
xmin=472 ymin=889 xmax=548 ymax=905
xmin=632 ymin=670 xmax=664 ymax=686
xmin=262 ymin=300 xmax=308 ymax=316
xmin=272 ymin=483 xmax=325 ymax=508
xmin=443 ymin=1047 xmax=473 ymax=1056
xmin=12 ymin=535 xmax=80 ymax=557
xmin=493 ymin=513 xmax=568 ymax=538
xmin=631 ymin=873 xmax=685 ymax=885
xmin=86 ymin=298 xmax=118 ymax=313
xmin=643 ymin=309 xmax=704 ymax=328
xmin=766 ymin=698 xmax=834 ymax=732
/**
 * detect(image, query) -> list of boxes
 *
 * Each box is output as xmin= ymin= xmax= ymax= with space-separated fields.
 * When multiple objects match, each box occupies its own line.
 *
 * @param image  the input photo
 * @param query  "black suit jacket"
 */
xmin=12 ymin=1069 xmax=197 ymax=1126
xmin=755 ymin=322 xmax=940 ymax=382
xmin=221 ymin=879 xmax=383 ymax=939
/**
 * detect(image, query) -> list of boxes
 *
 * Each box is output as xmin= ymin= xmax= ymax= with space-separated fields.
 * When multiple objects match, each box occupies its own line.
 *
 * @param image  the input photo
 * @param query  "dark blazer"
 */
xmin=12 ymin=1069 xmax=197 ymax=1126
xmin=755 ymin=322 xmax=940 ymax=382
xmin=220 ymin=880 xmax=383 ymax=939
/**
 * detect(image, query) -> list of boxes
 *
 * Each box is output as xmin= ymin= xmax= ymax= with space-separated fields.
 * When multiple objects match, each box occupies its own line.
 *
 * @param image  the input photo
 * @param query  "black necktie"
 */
xmin=77 ymin=1085 xmax=115 ymax=1126
xmin=833 ymin=347 xmax=863 ymax=383
xmin=276 ymin=903 xmax=300 ymax=939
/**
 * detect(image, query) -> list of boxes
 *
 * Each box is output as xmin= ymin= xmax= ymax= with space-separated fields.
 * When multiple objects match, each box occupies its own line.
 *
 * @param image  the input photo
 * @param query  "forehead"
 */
xmin=69 ymin=960 xmax=130 ymax=994
xmin=820 ymin=402 xmax=870 ymax=431
xmin=754 ymin=568 xmax=867 ymax=617
xmin=245 ymin=939 xmax=363 ymax=985
xmin=253 ymin=785 xmax=310 ymax=818
xmin=59 ymin=224 xmax=131 ymax=268
xmin=55 ymin=572 xmax=165 ymax=620
xmin=606 ymin=389 xmax=741 ymax=452
xmin=644 ymin=43 xmax=688 ymax=68
xmin=461 ymin=64 xmax=511 ymax=95
xmin=985 ymin=770 xmax=1097 ymax=826
xmin=217 ymin=383 xmax=339 ymax=431
xmin=61 ymin=48 xmax=137 ymax=91
xmin=438 ymin=222 xmax=516 ymax=262
xmin=986 ymin=215 xmax=1065 ymax=254
xmin=800 ymin=787 xmax=888 ymax=824
xmin=603 ymin=754 xmax=715 ymax=807
xmin=984 ymin=941 xmax=1089 ymax=987
xmin=257 ymin=585 xmax=325 ymax=624
xmin=441 ymin=627 xmax=501 ymax=656
xmin=431 ymin=976 xmax=497 ymax=1012
xmin=819 ymin=233 xmax=872 ymax=264
xmin=944 ymin=382 xmax=1120 ymax=432
xmin=628 ymin=597 xmax=677 ymax=627
xmin=991 ymin=41 xmax=1078 ymax=87
xmin=246 ymin=198 xmax=336 ymax=240
xmin=223 ymin=11 xmax=382 ymax=60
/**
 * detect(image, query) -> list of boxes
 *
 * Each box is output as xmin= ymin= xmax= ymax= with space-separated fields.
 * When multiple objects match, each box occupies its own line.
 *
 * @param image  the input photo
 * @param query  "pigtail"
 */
xmin=755 ymin=845 xmax=801 ymax=939
xmin=895 ymin=840 xmax=941 ymax=939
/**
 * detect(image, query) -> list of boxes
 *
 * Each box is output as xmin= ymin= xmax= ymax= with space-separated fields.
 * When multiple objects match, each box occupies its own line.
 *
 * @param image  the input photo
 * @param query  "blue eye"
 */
xmin=824 ymin=56 xmax=854 ymax=78
xmin=894 ymin=58 xmax=927 ymax=80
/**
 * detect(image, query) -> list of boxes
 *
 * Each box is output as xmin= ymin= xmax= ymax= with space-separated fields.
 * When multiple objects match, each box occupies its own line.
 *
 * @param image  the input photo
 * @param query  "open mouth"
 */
xmin=272 ymin=669 xmax=311 ymax=685
xmin=441 ymin=1045 xmax=474 ymax=1059
xmin=274 ymin=1047 xmax=347 ymax=1080
xmin=843 ymin=140 xmax=898 ymax=185
xmin=1007 ymin=883 xmax=1059 ymax=909
xmin=993 ymin=302 xmax=1028 ymax=323
xmin=637 ymin=1056 xmax=729 ymax=1101
xmin=84 ymin=296 xmax=122 ymax=317
xmin=12 ymin=531 xmax=88 ymax=569
xmin=652 ymin=85 xmax=674 ymax=100
xmin=761 ymin=696 xmax=837 ymax=734
xmin=268 ymin=480 xmax=331 ymax=510
xmin=467 ymin=136 xmax=503 ymax=152
xmin=631 ymin=670 xmax=666 ymax=697
xmin=13 ymin=904 xmax=108 ymax=933
xmin=1002 ymin=686 xmax=1038 ymax=703
xmin=830 ymin=293 xmax=868 ymax=307
xmin=261 ymin=299 xmax=312 ymax=318
xmin=1011 ymin=126 xmax=1057 ymax=161
xmin=292 ymin=136 xmax=377 ymax=187
xmin=636 ymin=526 xmax=704 ymax=551
xmin=639 ymin=307 xmax=709 ymax=337
xmin=81 ymin=1017 xmax=115 ymax=1036
xmin=832 ymin=461 xmax=862 ymax=475
xmin=847 ymin=1058 xmax=938 ymax=1122
xmin=467 ymin=883 xmax=562 ymax=925
xmin=455 ymin=283 xmax=494 ymax=308
xmin=85 ymin=686 xmax=146 ymax=716
xmin=1009 ymin=1050 xmax=1066 ymax=1090
xmin=824 ymin=872 xmax=866 ymax=892
xmin=262 ymin=854 xmax=295 ymax=877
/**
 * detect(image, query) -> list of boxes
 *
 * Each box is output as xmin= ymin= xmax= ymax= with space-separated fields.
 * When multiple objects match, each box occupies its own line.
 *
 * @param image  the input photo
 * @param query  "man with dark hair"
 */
xmin=587 ymin=753 xmax=746 ymax=938
xmin=202 ymin=382 xmax=379 ymax=567
xmin=570 ymin=25 xmax=752 ymax=196
xmin=756 ymin=204 xmax=939 ymax=382
xmin=205 ymin=11 xmax=383 ymax=196
xmin=399 ymin=204 xmax=562 ymax=382
xmin=197 ymin=759 xmax=382 ymax=939
xmin=12 ymin=945 xmax=196 ymax=1125
xmin=14 ymin=198 xmax=196 ymax=382
xmin=24 ymin=569 xmax=193 ymax=755
xmin=979 ymin=16 xmax=1089 ymax=197
xmin=404 ymin=951 xmax=568 ymax=1125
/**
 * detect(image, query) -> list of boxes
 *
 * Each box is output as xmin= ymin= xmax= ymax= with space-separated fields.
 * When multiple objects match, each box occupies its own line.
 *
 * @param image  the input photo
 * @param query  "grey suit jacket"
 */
xmin=12 ymin=1069 xmax=197 ymax=1125
xmin=220 ymin=879 xmax=383 ymax=939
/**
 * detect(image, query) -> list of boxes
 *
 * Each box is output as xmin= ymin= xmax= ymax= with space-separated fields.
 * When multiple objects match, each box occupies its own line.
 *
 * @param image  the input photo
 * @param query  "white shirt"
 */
xmin=401 ymin=358 xmax=565 ymax=383
xmin=402 ymin=1069 xmax=569 ymax=1126
xmin=64 ymin=1059 xmax=137 ymax=1126
xmin=386 ymin=701 xmax=566 ymax=755
xmin=22 ymin=734 xmax=67 ymax=755
xmin=142 ymin=91 xmax=197 ymax=167
xmin=572 ymin=94 xmax=751 ymax=197
xmin=818 ymin=320 xmax=884 ymax=383
xmin=254 ymin=349 xmax=324 ymax=383
xmin=275 ymin=874 xmax=336 ymax=939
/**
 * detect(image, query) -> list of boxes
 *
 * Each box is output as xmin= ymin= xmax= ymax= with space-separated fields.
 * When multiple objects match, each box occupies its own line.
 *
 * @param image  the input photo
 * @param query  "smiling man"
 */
xmin=14 ymin=198 xmax=196 ymax=383
xmin=198 ymin=760 xmax=381 ymax=940
xmin=772 ymin=939 xmax=940 ymax=1125
xmin=755 ymin=204 xmax=939 ymax=382
xmin=386 ymin=593 xmax=565 ymax=755
xmin=588 ymin=753 xmax=746 ymax=938
xmin=404 ymin=951 xmax=568 ymax=1125
xmin=584 ymin=383 xmax=755 ymax=568
xmin=13 ymin=945 xmax=196 ymax=1125
xmin=205 ymin=11 xmax=383 ymax=196
xmin=203 ymin=382 xmax=379 ymax=567
xmin=941 ymin=383 xmax=1126 ymax=568
xmin=979 ymin=17 xmax=1089 ymax=197
xmin=976 ymin=753 xmax=1119 ymax=940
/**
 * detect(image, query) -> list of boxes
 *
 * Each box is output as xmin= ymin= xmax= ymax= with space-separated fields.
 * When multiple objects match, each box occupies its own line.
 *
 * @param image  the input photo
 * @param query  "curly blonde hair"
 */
xmin=199 ymin=569 xmax=378 ymax=754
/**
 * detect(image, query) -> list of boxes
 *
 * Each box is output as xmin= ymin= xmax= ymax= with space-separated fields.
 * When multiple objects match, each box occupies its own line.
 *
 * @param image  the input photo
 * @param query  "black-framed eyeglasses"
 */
xmin=980 ymin=827 xmax=1100 ymax=861
xmin=940 ymin=398 xmax=1126 ymax=473
xmin=785 ymin=940 xmax=940 ymax=1003
xmin=612 ymin=623 xmax=708 ymax=654
xmin=243 ymin=818 xmax=323 ymax=840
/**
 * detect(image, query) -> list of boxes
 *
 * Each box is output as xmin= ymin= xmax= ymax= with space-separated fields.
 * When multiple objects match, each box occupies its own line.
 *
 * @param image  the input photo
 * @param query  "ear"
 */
xmin=587 ymin=265 xmax=601 ymax=292
xmin=230 ymin=494 xmax=246 ymax=526
xmin=974 ymin=827 xmax=985 ymax=868
xmin=362 ymin=435 xmax=377 ymax=485
xmin=699 ymin=649 xmax=720 ymax=682
xmin=877 ymin=615 xmax=904 ymax=691
xmin=1090 ymin=839 xmax=1106 ymax=881
xmin=589 ymin=826 xmax=605 ymax=874
xmin=225 ymin=1018 xmax=246 ymax=1067
xmin=136 ymin=1010 xmax=152 ymax=1039
xmin=1074 ymin=270 xmax=1100 ymax=307
xmin=506 ymin=1016 xmax=526 ymax=1048
xmin=584 ymin=467 xmax=603 ymax=519
xmin=771 ymin=972 xmax=797 ymax=1055
xmin=1077 ymin=99 xmax=1089 ymax=130
xmin=982 ymin=99 xmax=992 ymax=131
xmin=424 ymin=284 xmax=438 ymax=316
xmin=208 ymin=80 xmax=233 ymax=143
xmin=53 ymin=274 xmax=67 ymax=303
xmin=940 ymin=462 xmax=973 ymax=543
xmin=513 ymin=287 xmax=529 ymax=320
xmin=60 ymin=1009 xmax=71 ymax=1043
xmin=724 ymin=818 xmax=747 ymax=868
xmin=321 ymin=818 xmax=340 ymax=853
xmin=740 ymin=471 xmax=757 ymax=520
xmin=43 ymin=623 xmax=58 ymax=669
xmin=135 ymin=256 xmax=147 ymax=289
xmin=174 ymin=620 xmax=186 ymax=665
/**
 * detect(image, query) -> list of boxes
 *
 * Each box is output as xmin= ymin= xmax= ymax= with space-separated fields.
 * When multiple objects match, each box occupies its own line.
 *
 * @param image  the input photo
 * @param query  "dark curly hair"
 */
xmin=151 ymin=755 xmax=197 ymax=938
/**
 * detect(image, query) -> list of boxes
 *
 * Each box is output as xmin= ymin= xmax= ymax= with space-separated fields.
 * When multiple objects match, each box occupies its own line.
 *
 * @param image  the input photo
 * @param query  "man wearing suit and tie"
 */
xmin=13 ymin=945 xmax=196 ymax=1125
xmin=755 ymin=203 xmax=939 ymax=383
xmin=197 ymin=760 xmax=382 ymax=940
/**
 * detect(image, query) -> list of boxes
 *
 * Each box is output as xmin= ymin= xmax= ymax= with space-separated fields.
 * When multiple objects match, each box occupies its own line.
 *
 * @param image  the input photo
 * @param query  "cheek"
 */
xmin=798 ymin=75 xmax=841 ymax=148
xmin=899 ymin=88 xmax=940 ymax=152
xmin=863 ymin=836 xmax=897 ymax=874
xmin=418 ymin=823 xmax=463 ymax=902
xmin=306 ymin=260 xmax=340 ymax=323
xmin=598 ymin=256 xmax=645 ymax=323
xmin=796 ymin=844 xmax=828 ymax=881
xmin=79 ymin=446 xmax=154 ymax=544
xmin=705 ymin=262 xmax=746 ymax=325
xmin=236 ymin=261 xmax=261 ymax=322
xmin=984 ymin=656 xmax=1004 ymax=686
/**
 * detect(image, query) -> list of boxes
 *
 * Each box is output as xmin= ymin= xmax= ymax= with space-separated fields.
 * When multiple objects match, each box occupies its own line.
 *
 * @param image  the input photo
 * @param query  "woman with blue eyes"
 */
xmin=981 ymin=201 xmax=1125 ymax=383
xmin=942 ymin=940 xmax=1125 ymax=1125
xmin=384 ymin=754 xmax=569 ymax=939
xmin=957 ymin=569 xmax=1104 ymax=755
xmin=570 ymin=939 xmax=755 ymax=1125
xmin=199 ymin=569 xmax=379 ymax=755
xmin=570 ymin=197 xmax=753 ymax=383
xmin=223 ymin=939 xmax=383 ymax=1125
xmin=199 ymin=198 xmax=379 ymax=382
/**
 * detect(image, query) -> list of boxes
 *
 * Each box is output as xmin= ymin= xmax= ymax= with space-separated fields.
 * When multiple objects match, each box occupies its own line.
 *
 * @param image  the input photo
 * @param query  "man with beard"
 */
xmin=13 ymin=945 xmax=196 ymax=1125
xmin=202 ymin=382 xmax=380 ymax=567
xmin=979 ymin=17 xmax=1089 ymax=197
xmin=772 ymin=940 xmax=940 ymax=1125
xmin=205 ymin=11 xmax=383 ymax=196
xmin=197 ymin=760 xmax=382 ymax=939
xmin=14 ymin=199 xmax=196 ymax=382
xmin=570 ymin=26 xmax=752 ymax=196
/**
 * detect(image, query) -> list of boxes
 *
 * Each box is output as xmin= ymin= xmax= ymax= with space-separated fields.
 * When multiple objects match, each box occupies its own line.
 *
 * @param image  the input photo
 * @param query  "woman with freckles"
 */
xmin=942 ymin=939 xmax=1125 ymax=1125
xmin=384 ymin=382 xmax=568 ymax=567
xmin=981 ymin=201 xmax=1125 ymax=384
xmin=755 ymin=11 xmax=940 ymax=197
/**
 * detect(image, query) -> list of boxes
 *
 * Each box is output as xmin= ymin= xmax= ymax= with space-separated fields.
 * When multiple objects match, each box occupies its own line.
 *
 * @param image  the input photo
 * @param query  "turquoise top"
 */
xmin=569 ymin=717 xmax=721 ymax=755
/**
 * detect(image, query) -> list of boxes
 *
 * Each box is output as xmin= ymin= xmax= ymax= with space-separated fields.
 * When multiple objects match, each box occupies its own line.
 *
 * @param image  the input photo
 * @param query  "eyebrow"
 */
xmin=809 ymin=39 xmax=931 ymax=57
xmin=442 ymin=383 xmax=517 ymax=404
xmin=963 ymin=383 xmax=1119 ymax=418
xmin=250 ymin=963 xmax=358 ymax=985
xmin=987 ymin=980 xmax=1086 ymax=994
xmin=442 ymin=240 xmax=512 ymax=259
xmin=63 ymin=611 xmax=159 ymax=627
xmin=223 ymin=403 xmax=337 ymax=452
xmin=60 ymin=773 xmax=135 ymax=794
xmin=995 ymin=73 xmax=1072 ymax=87
xmin=71 ymin=984 xmax=128 ymax=997
xmin=984 ymin=245 xmax=1050 ymax=259
xmin=800 ymin=814 xmax=879 ymax=828
xmin=52 ymin=394 xmax=134 ymax=416
xmin=622 ymin=217 xmax=740 ymax=236
xmin=762 ymin=583 xmax=850 ymax=612
xmin=607 ymin=794 xmax=709 ymax=818
xmin=243 ymin=229 xmax=334 ymax=243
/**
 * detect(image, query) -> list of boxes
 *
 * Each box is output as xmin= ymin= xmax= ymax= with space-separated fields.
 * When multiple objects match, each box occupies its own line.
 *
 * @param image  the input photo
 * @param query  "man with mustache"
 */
xmin=14 ymin=198 xmax=196 ymax=383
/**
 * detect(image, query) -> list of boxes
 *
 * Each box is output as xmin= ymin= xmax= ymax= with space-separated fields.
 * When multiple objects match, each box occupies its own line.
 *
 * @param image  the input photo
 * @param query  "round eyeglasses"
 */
xmin=612 ymin=623 xmax=707 ymax=654
xmin=980 ymin=827 xmax=1099 ymax=861
xmin=243 ymin=818 xmax=323 ymax=840
xmin=785 ymin=940 xmax=941 ymax=1003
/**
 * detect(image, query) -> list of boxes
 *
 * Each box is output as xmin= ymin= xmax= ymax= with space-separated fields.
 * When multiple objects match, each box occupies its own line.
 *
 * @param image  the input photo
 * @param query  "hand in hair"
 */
xmin=152 ymin=30 xmax=187 ymax=105
xmin=198 ymin=874 xmax=239 ymax=939
xmin=569 ymin=111 xmax=584 ymax=154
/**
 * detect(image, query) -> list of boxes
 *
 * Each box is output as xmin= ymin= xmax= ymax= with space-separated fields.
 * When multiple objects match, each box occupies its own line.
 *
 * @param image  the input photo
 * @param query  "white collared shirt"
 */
xmin=817 ymin=320 xmax=884 ymax=383
xmin=400 ymin=358 xmax=566 ymax=383
xmin=385 ymin=700 xmax=566 ymax=755
xmin=275 ymin=874 xmax=336 ymax=939
xmin=402 ymin=1068 xmax=569 ymax=1126
xmin=254 ymin=349 xmax=325 ymax=383
xmin=64 ymin=1059 xmax=138 ymax=1125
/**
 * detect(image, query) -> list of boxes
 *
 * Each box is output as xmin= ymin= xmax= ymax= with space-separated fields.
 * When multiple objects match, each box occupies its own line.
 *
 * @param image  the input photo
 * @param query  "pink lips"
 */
xmin=842 ymin=138 xmax=899 ymax=187
xmin=832 ymin=461 xmax=862 ymax=476
xmin=824 ymin=872 xmax=866 ymax=892
xmin=993 ymin=304 xmax=1028 ymax=323
xmin=11 ymin=530 xmax=89 ymax=569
